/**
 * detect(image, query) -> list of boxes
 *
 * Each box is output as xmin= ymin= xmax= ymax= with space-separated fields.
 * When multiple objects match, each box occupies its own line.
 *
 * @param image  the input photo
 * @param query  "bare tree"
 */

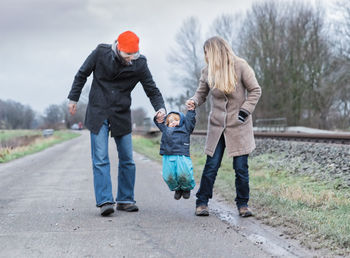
xmin=334 ymin=0 xmax=350 ymax=61
xmin=240 ymin=1 xmax=288 ymax=121
xmin=0 ymin=100 xmax=6 ymax=129
xmin=168 ymin=1 xmax=349 ymax=130
xmin=165 ymin=96 xmax=176 ymax=111
xmin=167 ymin=17 xmax=209 ymax=129
xmin=286 ymin=2 xmax=348 ymax=129
xmin=131 ymin=107 xmax=147 ymax=127
xmin=239 ymin=1 xmax=342 ymax=128
xmin=330 ymin=0 xmax=350 ymax=129
xmin=44 ymin=104 xmax=64 ymax=128
xmin=22 ymin=106 xmax=35 ymax=129
xmin=168 ymin=17 xmax=204 ymax=95
xmin=0 ymin=99 xmax=36 ymax=129
xmin=209 ymin=13 xmax=244 ymax=53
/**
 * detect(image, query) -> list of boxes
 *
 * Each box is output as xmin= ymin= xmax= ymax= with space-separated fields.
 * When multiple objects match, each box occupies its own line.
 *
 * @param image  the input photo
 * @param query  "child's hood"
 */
xmin=165 ymin=111 xmax=185 ymax=127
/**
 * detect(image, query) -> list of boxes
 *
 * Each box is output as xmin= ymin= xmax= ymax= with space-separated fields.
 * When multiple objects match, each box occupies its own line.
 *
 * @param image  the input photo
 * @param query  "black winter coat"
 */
xmin=154 ymin=110 xmax=196 ymax=156
xmin=68 ymin=44 xmax=165 ymax=137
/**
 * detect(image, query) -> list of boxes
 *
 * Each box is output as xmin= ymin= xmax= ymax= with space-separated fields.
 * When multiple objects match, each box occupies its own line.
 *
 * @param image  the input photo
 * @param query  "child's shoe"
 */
xmin=174 ymin=190 xmax=183 ymax=200
xmin=182 ymin=190 xmax=190 ymax=199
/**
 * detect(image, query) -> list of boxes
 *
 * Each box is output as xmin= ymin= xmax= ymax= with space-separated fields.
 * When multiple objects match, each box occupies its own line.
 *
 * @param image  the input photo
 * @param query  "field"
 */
xmin=0 ymin=130 xmax=80 ymax=163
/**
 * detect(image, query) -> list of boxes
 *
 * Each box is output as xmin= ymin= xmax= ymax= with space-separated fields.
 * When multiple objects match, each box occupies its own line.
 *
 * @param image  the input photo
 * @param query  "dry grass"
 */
xmin=0 ymin=130 xmax=79 ymax=162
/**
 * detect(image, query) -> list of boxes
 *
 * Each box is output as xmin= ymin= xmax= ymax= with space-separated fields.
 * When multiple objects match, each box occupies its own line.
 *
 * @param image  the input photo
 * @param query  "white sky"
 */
xmin=0 ymin=0 xmax=336 ymax=116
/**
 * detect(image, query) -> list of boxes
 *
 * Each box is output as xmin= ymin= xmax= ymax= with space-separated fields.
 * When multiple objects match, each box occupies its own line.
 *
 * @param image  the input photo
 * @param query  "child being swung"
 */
xmin=154 ymin=108 xmax=196 ymax=200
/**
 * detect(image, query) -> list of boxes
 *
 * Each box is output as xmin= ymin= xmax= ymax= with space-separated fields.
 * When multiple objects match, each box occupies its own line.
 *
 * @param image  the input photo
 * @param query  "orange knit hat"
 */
xmin=117 ymin=31 xmax=139 ymax=53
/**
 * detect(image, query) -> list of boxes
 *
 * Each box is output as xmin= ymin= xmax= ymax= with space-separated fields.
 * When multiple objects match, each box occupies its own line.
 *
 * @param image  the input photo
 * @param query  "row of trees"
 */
xmin=167 ymin=0 xmax=350 ymax=130
xmin=0 ymin=100 xmax=35 ymax=129
xmin=0 ymin=98 xmax=87 ymax=130
xmin=45 ymin=101 xmax=147 ymax=130
xmin=0 ymin=96 xmax=146 ymax=130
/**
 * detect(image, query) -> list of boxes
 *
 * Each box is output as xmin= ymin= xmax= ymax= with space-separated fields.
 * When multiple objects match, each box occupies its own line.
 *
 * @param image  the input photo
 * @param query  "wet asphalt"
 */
xmin=0 ymin=131 xmax=313 ymax=257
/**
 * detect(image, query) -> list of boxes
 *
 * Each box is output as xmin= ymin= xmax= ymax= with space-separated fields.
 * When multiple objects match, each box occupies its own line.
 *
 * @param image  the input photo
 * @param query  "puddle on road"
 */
xmin=210 ymin=200 xmax=314 ymax=258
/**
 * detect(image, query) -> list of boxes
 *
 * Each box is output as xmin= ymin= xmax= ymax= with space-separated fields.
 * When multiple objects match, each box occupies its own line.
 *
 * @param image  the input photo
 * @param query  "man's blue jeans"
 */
xmin=196 ymin=134 xmax=250 ymax=209
xmin=90 ymin=120 xmax=136 ymax=207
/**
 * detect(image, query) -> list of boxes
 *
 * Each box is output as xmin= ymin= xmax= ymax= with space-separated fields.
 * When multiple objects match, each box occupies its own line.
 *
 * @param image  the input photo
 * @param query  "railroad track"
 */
xmin=134 ymin=129 xmax=350 ymax=145
xmin=191 ymin=130 xmax=350 ymax=145
xmin=253 ymin=131 xmax=350 ymax=145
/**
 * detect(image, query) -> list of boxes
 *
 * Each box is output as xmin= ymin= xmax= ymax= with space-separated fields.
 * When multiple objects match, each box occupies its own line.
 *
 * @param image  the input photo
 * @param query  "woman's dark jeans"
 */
xmin=196 ymin=134 xmax=250 ymax=209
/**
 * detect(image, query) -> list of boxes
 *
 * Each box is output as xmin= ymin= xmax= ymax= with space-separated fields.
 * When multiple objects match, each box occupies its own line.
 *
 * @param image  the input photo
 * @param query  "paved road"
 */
xmin=0 ymin=131 xmax=273 ymax=257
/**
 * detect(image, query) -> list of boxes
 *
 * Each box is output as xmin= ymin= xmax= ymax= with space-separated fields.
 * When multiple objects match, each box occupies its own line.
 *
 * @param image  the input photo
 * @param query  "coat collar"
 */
xmin=111 ymin=41 xmax=133 ymax=67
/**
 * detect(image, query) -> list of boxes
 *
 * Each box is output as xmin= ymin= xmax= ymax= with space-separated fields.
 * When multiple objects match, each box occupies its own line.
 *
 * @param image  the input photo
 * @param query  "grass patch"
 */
xmin=247 ymin=154 xmax=350 ymax=253
xmin=0 ymin=130 xmax=41 ymax=141
xmin=0 ymin=130 xmax=80 ymax=163
xmin=132 ymin=135 xmax=350 ymax=255
xmin=132 ymin=135 xmax=162 ymax=162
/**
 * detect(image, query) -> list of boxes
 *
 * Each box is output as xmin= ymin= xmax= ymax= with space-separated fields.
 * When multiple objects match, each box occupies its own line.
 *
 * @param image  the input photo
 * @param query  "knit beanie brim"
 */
xmin=117 ymin=31 xmax=139 ymax=53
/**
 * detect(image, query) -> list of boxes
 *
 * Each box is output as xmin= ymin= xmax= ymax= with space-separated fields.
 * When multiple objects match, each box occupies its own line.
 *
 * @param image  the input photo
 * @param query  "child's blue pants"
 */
xmin=162 ymin=155 xmax=196 ymax=191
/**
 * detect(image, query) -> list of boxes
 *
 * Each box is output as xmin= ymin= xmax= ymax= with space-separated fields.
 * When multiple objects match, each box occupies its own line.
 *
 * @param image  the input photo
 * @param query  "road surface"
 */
xmin=0 ymin=131 xmax=314 ymax=257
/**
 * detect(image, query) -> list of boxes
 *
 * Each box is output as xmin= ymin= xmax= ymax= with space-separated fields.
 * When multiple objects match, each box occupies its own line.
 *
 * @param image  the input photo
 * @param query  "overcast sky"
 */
xmin=0 ymin=0 xmax=332 ymax=116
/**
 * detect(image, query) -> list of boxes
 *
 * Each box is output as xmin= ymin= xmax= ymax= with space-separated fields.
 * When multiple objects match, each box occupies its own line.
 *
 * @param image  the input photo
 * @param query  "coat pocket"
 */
xmin=227 ymin=112 xmax=251 ymax=127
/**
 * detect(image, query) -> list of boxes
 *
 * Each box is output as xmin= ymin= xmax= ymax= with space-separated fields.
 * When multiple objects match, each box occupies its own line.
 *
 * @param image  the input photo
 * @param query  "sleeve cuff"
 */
xmin=238 ymin=109 xmax=249 ymax=122
xmin=157 ymin=108 xmax=166 ymax=114
xmin=190 ymin=98 xmax=198 ymax=107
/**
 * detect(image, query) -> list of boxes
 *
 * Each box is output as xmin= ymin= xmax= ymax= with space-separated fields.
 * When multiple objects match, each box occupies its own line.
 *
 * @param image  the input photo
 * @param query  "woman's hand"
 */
xmin=186 ymin=99 xmax=195 ymax=110
xmin=238 ymin=109 xmax=250 ymax=123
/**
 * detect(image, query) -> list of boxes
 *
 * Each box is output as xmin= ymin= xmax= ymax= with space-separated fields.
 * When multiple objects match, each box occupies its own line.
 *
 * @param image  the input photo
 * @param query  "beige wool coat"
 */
xmin=191 ymin=56 xmax=262 ymax=157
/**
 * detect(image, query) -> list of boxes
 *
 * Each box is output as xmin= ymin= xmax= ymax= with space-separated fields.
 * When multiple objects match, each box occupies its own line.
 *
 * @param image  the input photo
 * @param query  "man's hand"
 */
xmin=186 ymin=99 xmax=195 ymax=110
xmin=155 ymin=109 xmax=166 ymax=123
xmin=69 ymin=102 xmax=77 ymax=116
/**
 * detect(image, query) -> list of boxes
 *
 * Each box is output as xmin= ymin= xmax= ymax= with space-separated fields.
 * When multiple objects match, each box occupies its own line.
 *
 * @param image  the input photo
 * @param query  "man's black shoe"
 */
xmin=100 ymin=203 xmax=114 ymax=216
xmin=116 ymin=203 xmax=139 ymax=212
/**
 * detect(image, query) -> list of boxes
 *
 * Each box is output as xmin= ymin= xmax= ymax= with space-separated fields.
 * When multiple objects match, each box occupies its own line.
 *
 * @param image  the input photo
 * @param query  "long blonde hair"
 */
xmin=204 ymin=36 xmax=237 ymax=94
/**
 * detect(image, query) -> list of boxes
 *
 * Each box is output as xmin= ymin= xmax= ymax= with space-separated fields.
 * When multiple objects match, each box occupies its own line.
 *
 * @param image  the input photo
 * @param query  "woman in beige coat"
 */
xmin=186 ymin=36 xmax=261 ymax=217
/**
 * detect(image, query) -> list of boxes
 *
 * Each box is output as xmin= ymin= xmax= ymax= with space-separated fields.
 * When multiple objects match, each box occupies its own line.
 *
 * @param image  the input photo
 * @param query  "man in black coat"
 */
xmin=67 ymin=31 xmax=166 ymax=216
